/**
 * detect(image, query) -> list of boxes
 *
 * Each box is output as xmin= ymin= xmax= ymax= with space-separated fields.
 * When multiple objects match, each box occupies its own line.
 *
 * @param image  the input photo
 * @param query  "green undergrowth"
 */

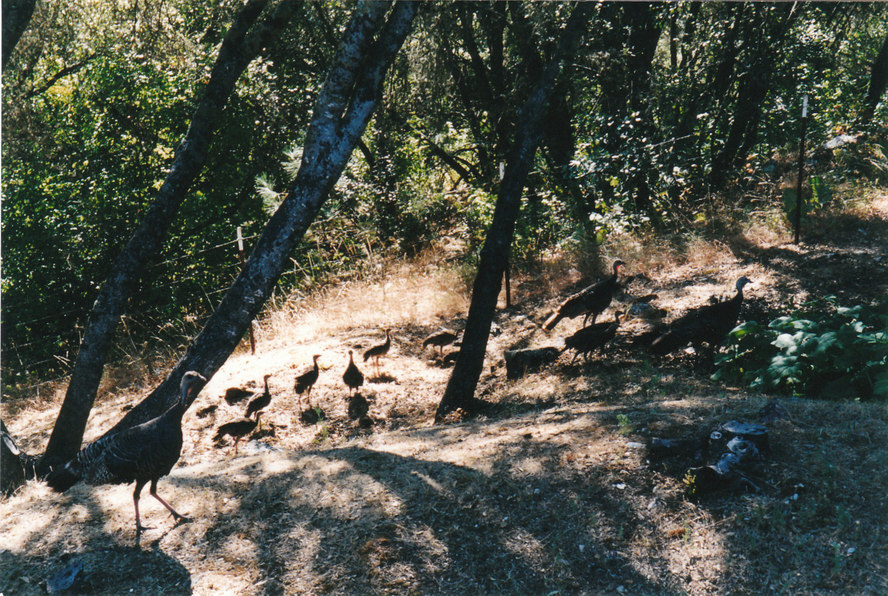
xmin=714 ymin=296 xmax=888 ymax=400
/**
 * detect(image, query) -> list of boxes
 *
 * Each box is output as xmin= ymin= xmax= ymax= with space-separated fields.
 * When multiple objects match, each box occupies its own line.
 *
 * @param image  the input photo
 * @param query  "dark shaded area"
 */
xmin=1 ymin=0 xmax=36 ymax=69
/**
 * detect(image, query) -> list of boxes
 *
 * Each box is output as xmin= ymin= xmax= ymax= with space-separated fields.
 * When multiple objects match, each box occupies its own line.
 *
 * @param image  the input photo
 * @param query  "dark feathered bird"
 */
xmin=564 ymin=310 xmax=624 ymax=363
xmin=46 ymin=371 xmax=206 ymax=532
xmin=543 ymin=259 xmax=625 ymax=330
xmin=214 ymin=412 xmax=261 ymax=455
xmin=422 ymin=329 xmax=459 ymax=357
xmin=343 ymin=350 xmax=364 ymax=395
xmin=223 ymin=386 xmax=253 ymax=406
xmin=363 ymin=329 xmax=391 ymax=375
xmin=245 ymin=374 xmax=272 ymax=421
xmin=648 ymin=277 xmax=753 ymax=358
xmin=294 ymin=355 xmax=321 ymax=410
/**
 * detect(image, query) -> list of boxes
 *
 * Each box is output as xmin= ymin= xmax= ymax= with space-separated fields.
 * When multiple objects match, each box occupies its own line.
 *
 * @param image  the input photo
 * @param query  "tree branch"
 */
xmin=436 ymin=1 xmax=593 ymax=422
xmin=102 ymin=1 xmax=417 ymax=433
xmin=40 ymin=0 xmax=301 ymax=472
xmin=24 ymin=52 xmax=97 ymax=100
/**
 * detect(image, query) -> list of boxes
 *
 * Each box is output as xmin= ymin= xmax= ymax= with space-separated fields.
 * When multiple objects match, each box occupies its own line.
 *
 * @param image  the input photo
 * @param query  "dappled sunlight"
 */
xmin=3 ymin=189 xmax=887 ymax=594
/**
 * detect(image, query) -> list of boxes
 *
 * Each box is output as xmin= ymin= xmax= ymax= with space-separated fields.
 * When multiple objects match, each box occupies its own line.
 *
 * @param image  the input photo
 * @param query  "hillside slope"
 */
xmin=2 ymin=192 xmax=887 ymax=594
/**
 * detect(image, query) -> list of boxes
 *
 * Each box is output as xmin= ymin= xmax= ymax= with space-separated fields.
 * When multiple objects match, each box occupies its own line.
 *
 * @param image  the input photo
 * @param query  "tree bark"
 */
xmin=40 ymin=0 xmax=300 ymax=473
xmin=860 ymin=29 xmax=888 ymax=125
xmin=2 ymin=0 xmax=37 ymax=69
xmin=709 ymin=3 xmax=799 ymax=189
xmin=101 ymin=0 xmax=417 ymax=435
xmin=435 ymin=2 xmax=593 ymax=423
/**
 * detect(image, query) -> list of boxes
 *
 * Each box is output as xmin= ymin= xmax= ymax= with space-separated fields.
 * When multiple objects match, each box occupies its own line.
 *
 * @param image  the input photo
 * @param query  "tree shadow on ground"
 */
xmin=726 ymin=208 xmax=888 ymax=306
xmin=181 ymin=438 xmax=683 ymax=594
xmin=0 ymin=486 xmax=192 ymax=595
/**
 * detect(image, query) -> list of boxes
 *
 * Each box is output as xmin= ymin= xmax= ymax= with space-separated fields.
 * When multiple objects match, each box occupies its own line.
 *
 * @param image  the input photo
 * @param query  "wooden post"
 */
xmin=237 ymin=226 xmax=257 ymax=354
xmin=794 ymin=95 xmax=808 ymax=245
xmin=504 ymin=259 xmax=512 ymax=308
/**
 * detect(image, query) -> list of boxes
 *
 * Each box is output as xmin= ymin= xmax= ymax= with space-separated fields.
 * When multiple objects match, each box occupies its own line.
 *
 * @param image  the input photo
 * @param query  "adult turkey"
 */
xmin=343 ymin=350 xmax=364 ymax=395
xmin=214 ymin=412 xmax=261 ymax=455
xmin=648 ymin=277 xmax=753 ymax=361
xmin=363 ymin=328 xmax=391 ymax=375
xmin=46 ymin=371 xmax=206 ymax=532
xmin=422 ymin=329 xmax=459 ymax=357
xmin=245 ymin=374 xmax=272 ymax=421
xmin=564 ymin=310 xmax=623 ymax=363
xmin=543 ymin=259 xmax=625 ymax=330
xmin=294 ymin=355 xmax=321 ymax=410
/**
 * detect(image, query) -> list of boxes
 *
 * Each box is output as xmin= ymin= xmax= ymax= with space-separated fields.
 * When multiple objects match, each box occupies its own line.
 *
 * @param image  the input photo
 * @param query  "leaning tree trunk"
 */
xmin=2 ymin=0 xmax=37 ymax=69
xmin=100 ymin=1 xmax=418 ymax=435
xmin=435 ymin=2 xmax=593 ymax=422
xmin=39 ymin=0 xmax=300 ymax=474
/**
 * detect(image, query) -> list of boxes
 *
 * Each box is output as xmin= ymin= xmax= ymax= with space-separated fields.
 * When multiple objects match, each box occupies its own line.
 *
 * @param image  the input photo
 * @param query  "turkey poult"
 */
xmin=564 ymin=310 xmax=623 ymax=363
xmin=214 ymin=412 xmax=261 ymax=455
xmin=543 ymin=259 xmax=625 ymax=331
xmin=223 ymin=386 xmax=252 ymax=406
xmin=294 ymin=355 xmax=321 ymax=410
xmin=363 ymin=329 xmax=391 ymax=375
xmin=46 ymin=371 xmax=206 ymax=532
xmin=648 ymin=277 xmax=753 ymax=358
xmin=245 ymin=374 xmax=272 ymax=421
xmin=343 ymin=350 xmax=364 ymax=395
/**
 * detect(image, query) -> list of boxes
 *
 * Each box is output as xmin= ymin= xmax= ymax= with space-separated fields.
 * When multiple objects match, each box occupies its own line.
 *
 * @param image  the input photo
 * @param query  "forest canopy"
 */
xmin=3 ymin=0 xmax=887 ymax=385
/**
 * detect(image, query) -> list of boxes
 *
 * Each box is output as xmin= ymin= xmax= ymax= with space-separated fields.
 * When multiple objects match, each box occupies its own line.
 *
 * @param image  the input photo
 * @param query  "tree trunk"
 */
xmin=860 ymin=29 xmax=888 ymax=125
xmin=2 ymin=0 xmax=37 ymax=69
xmin=593 ymin=2 xmax=662 ymax=212
xmin=39 ymin=0 xmax=300 ymax=474
xmin=435 ymin=2 xmax=593 ymax=423
xmin=709 ymin=3 xmax=798 ymax=189
xmin=100 ymin=1 xmax=417 ymax=435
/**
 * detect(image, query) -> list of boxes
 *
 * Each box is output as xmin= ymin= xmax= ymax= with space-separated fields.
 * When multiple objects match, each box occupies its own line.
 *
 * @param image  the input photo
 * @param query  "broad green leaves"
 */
xmin=715 ymin=296 xmax=888 ymax=400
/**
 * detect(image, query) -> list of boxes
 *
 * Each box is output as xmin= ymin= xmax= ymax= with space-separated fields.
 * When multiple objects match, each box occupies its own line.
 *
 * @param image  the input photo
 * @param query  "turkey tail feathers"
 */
xmin=46 ymin=461 xmax=81 ymax=493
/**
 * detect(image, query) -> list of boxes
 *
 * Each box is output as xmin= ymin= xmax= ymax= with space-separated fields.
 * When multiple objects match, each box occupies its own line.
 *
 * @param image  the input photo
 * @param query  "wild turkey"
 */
xmin=213 ymin=412 xmax=261 ymax=455
xmin=363 ymin=329 xmax=391 ymax=375
xmin=245 ymin=374 xmax=272 ymax=421
xmin=648 ymin=277 xmax=753 ymax=360
xmin=422 ymin=329 xmax=458 ymax=357
xmin=294 ymin=355 xmax=321 ymax=410
xmin=343 ymin=350 xmax=364 ymax=395
xmin=46 ymin=371 xmax=206 ymax=532
xmin=564 ymin=310 xmax=623 ymax=363
xmin=223 ymin=386 xmax=253 ymax=406
xmin=543 ymin=259 xmax=625 ymax=330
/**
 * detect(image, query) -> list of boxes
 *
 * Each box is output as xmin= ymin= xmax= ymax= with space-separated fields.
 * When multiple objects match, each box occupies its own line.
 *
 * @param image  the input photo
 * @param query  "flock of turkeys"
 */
xmin=47 ymin=259 xmax=754 ymax=532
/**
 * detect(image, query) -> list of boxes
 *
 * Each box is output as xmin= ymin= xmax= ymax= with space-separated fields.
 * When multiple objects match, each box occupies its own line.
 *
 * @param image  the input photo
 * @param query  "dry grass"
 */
xmin=2 ymin=192 xmax=888 ymax=594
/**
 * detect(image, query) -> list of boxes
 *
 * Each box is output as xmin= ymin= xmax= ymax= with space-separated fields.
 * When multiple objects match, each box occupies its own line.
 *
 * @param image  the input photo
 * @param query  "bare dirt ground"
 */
xmin=2 ymin=191 xmax=887 ymax=595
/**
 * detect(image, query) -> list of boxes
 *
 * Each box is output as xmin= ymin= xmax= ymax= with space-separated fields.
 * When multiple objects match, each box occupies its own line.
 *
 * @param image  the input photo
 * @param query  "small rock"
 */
xmin=47 ymin=560 xmax=83 ymax=593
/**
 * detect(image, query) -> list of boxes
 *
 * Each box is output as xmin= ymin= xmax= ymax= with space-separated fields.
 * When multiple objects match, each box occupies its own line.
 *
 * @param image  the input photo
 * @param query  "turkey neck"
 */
xmin=160 ymin=384 xmax=194 ymax=426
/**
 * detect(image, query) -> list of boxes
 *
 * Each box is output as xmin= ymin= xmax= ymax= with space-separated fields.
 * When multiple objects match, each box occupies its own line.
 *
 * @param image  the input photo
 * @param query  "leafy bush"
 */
xmin=714 ymin=296 xmax=888 ymax=400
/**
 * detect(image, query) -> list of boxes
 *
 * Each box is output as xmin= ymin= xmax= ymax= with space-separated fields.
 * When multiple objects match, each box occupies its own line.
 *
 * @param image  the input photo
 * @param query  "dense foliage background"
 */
xmin=3 ymin=1 xmax=887 ymax=384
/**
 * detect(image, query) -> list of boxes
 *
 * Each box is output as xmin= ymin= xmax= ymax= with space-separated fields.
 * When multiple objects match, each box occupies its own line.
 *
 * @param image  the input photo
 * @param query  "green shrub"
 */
xmin=714 ymin=296 xmax=888 ymax=399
